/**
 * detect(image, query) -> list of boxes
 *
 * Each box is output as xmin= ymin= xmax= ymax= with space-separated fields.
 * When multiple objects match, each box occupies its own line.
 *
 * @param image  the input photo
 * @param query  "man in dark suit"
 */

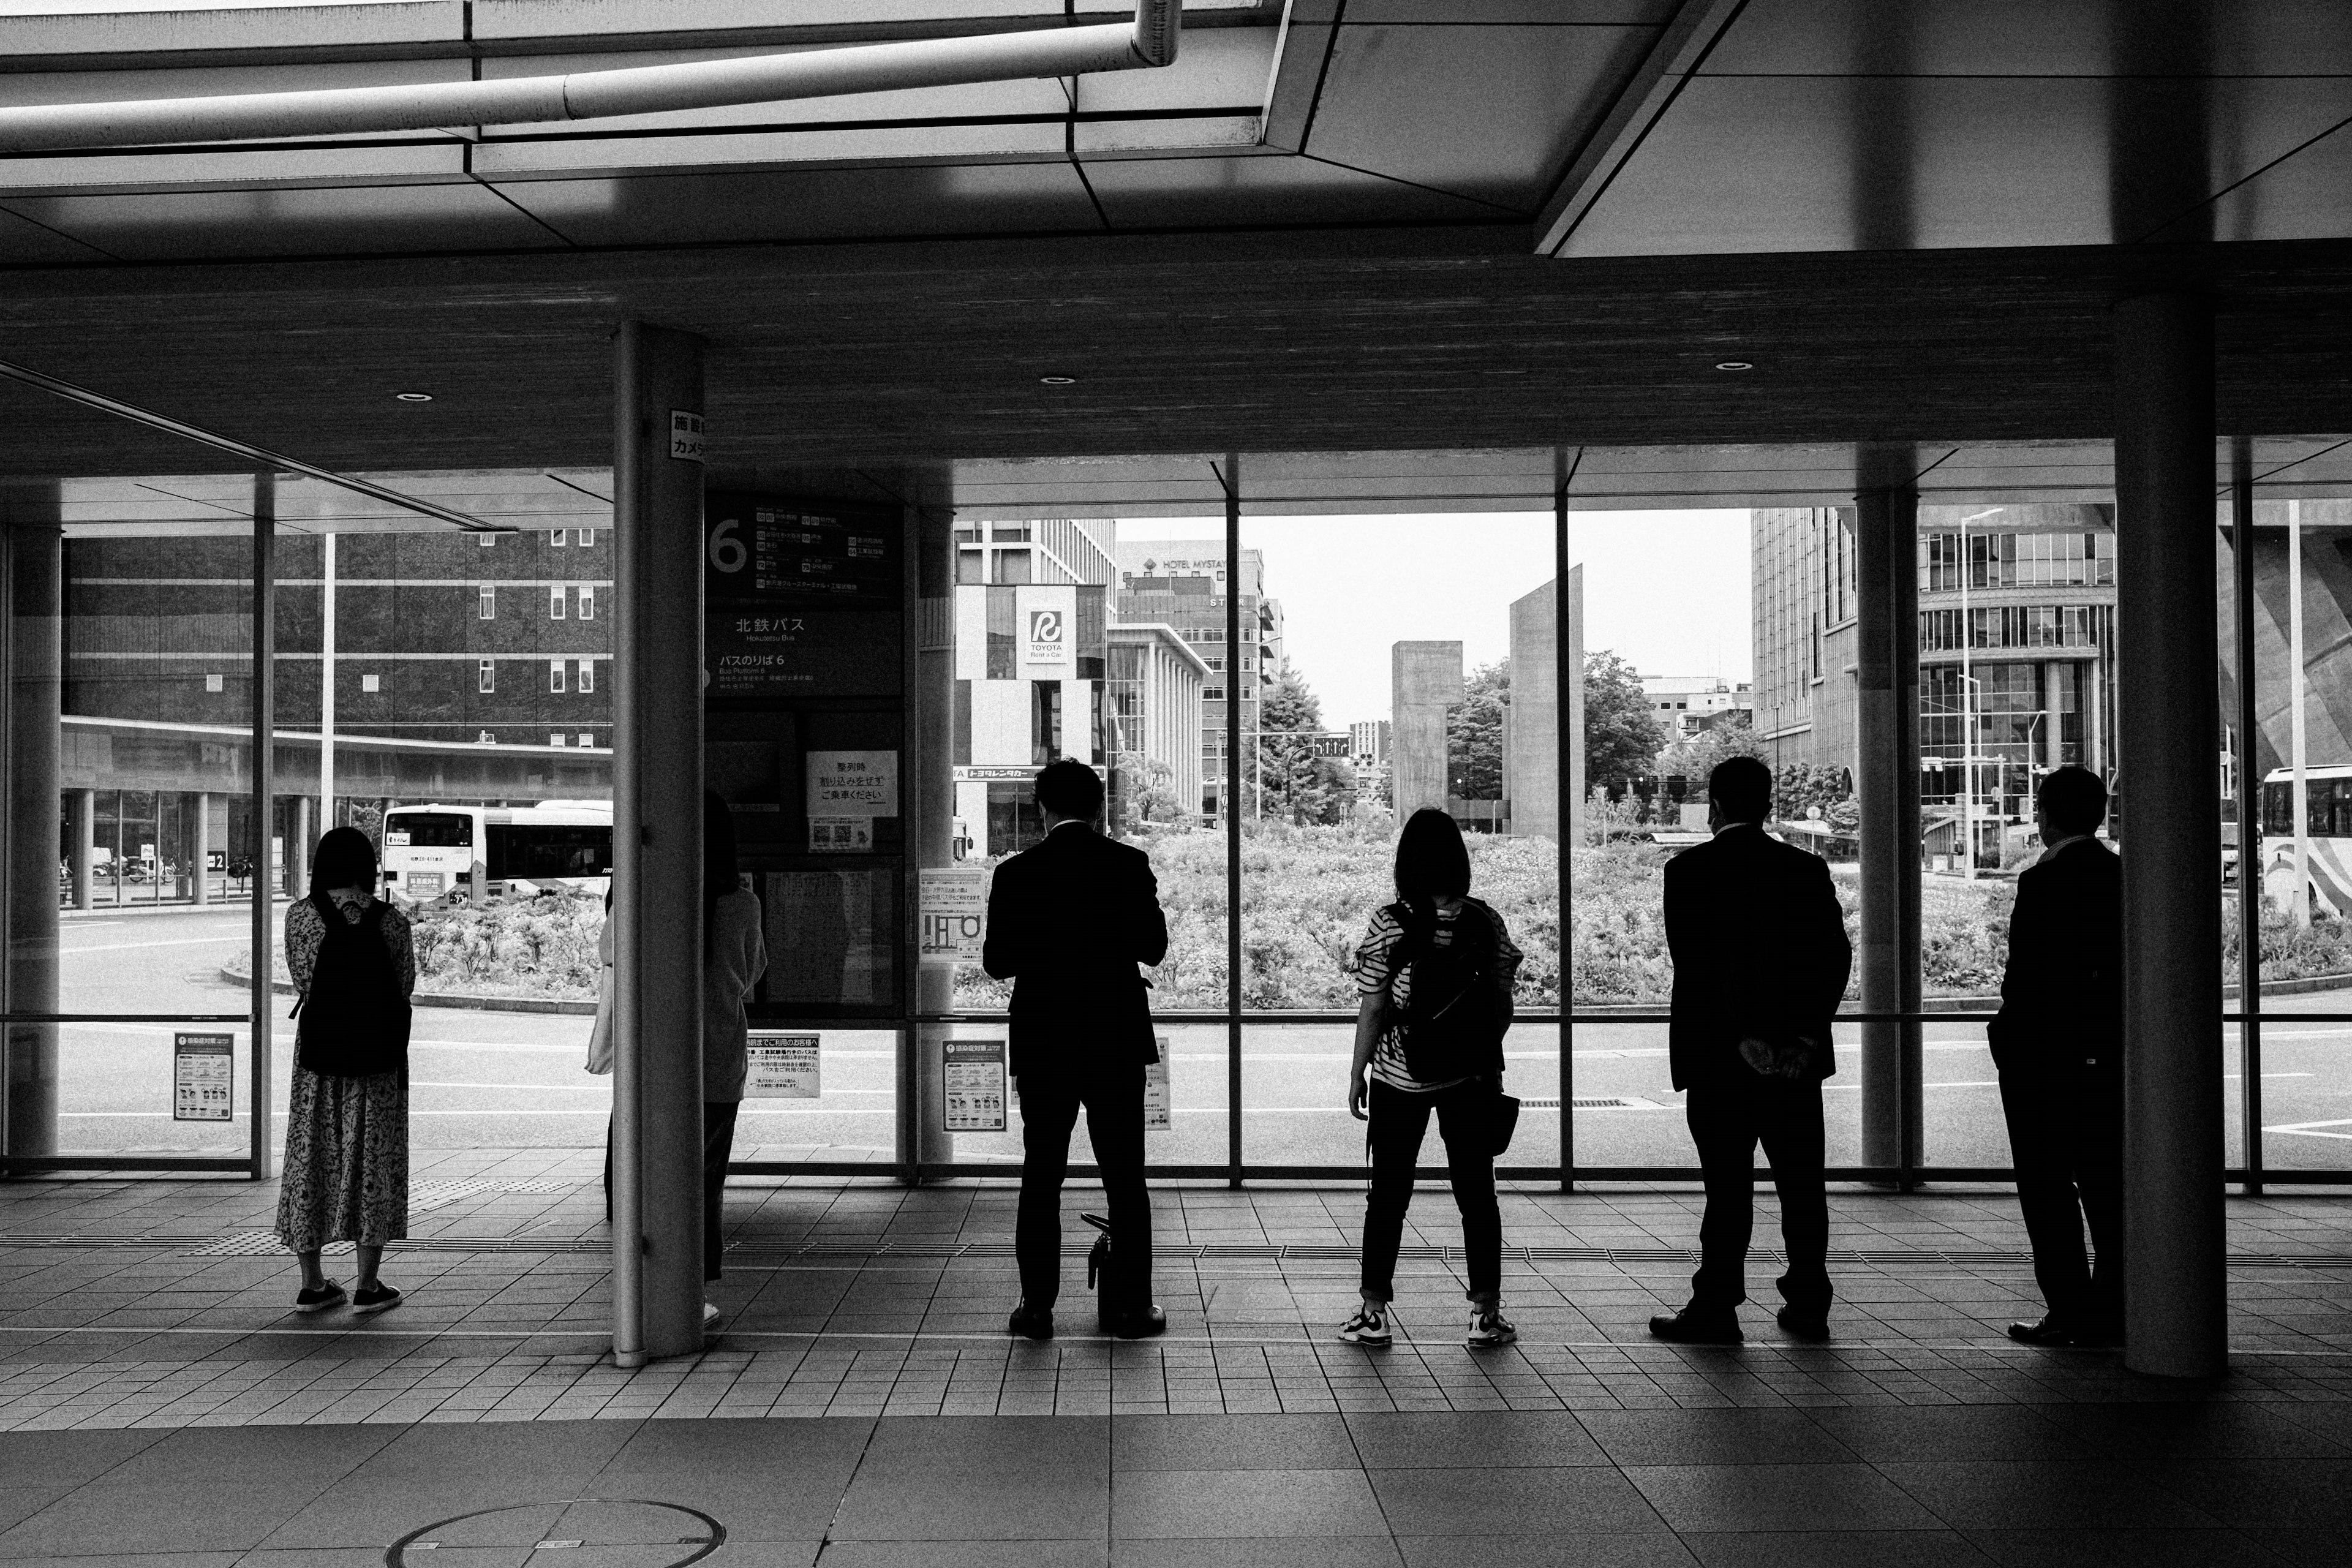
xmin=1653 ymin=755 xmax=1853 ymax=1344
xmin=982 ymin=758 xmax=1170 ymax=1341
xmin=1989 ymin=765 xmax=2124 ymax=1347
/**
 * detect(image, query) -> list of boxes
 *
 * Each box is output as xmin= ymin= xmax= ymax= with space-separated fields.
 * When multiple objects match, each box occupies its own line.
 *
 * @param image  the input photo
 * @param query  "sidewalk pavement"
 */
xmin=3 ymin=1156 xmax=2350 ymax=1564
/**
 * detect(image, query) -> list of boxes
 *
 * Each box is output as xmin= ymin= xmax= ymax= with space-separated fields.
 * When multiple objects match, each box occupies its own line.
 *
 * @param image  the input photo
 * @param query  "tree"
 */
xmin=1447 ymin=658 xmax=1509 ymax=800
xmin=1583 ymin=649 xmax=1664 ymax=786
xmin=1110 ymin=751 xmax=1185 ymax=832
xmin=1254 ymin=660 xmax=1352 ymax=825
xmin=1653 ymin=710 xmax=1768 ymax=791
xmin=1774 ymin=761 xmax=1853 ymax=822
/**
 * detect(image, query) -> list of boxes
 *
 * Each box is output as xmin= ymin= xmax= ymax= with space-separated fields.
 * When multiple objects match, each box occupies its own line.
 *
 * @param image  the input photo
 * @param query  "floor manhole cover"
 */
xmin=387 ymin=1499 xmax=723 ymax=1566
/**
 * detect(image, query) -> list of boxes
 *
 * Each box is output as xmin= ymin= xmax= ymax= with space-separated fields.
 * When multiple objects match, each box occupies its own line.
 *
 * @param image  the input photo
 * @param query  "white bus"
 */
xmin=381 ymin=800 xmax=613 ymax=902
xmin=2262 ymin=766 xmax=2352 ymax=918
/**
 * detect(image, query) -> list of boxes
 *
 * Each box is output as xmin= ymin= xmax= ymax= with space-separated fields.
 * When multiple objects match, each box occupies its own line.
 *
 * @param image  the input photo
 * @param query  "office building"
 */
xmin=1115 ymin=541 xmax=1283 ymax=823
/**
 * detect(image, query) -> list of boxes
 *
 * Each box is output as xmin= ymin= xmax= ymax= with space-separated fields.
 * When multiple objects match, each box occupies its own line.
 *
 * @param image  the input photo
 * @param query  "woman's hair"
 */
xmin=703 ymin=790 xmax=740 ymax=964
xmin=310 ymin=825 xmax=378 ymax=895
xmin=1393 ymin=807 xmax=1471 ymax=906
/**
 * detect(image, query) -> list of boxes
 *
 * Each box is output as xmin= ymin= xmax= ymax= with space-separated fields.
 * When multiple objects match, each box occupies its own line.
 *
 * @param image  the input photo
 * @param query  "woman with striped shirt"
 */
xmin=1342 ymin=809 xmax=1523 ymax=1348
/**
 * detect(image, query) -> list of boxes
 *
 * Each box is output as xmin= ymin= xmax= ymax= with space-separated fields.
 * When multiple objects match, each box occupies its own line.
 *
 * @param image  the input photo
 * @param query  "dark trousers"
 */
xmin=1999 ymin=1063 xmax=2123 ymax=1327
xmin=703 ymin=1101 xmax=740 ymax=1283
xmin=1686 ymin=1071 xmax=1831 ymax=1314
xmin=1360 ymin=1079 xmax=1502 ymax=1305
xmin=1016 ymin=1061 xmax=1151 ymax=1313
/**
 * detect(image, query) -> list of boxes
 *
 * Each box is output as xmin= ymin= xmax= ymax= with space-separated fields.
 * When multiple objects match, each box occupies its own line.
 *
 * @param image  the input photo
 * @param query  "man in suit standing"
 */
xmin=1653 ymin=755 xmax=1853 ymax=1344
xmin=1989 ymin=766 xmax=2124 ymax=1347
xmin=982 ymin=758 xmax=1170 ymax=1341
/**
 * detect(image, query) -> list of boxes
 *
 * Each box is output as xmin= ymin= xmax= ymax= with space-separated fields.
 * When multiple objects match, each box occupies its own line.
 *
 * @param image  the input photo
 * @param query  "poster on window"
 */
xmin=918 ymin=867 xmax=989 ymax=965
xmin=173 ymin=1033 xmax=234 ymax=1122
xmin=1145 ymin=1041 xmax=1170 ymax=1134
xmin=806 ymin=750 xmax=896 ymax=853
xmin=942 ymin=1039 xmax=1007 ymax=1133
xmin=745 ymin=1033 xmax=821 ymax=1098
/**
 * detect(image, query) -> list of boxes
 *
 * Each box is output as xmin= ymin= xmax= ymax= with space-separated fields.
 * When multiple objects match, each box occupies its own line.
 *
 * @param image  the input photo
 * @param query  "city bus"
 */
xmin=2262 ymin=766 xmax=2352 ymax=918
xmin=380 ymin=800 xmax=613 ymax=902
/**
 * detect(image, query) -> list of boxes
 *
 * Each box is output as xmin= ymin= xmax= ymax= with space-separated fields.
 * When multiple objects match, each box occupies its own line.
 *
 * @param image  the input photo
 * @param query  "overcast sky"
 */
xmin=1116 ymin=510 xmax=1754 ymax=731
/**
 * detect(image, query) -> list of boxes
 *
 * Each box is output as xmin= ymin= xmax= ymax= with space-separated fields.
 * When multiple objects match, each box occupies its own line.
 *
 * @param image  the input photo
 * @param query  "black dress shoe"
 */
xmin=1648 ymin=1307 xmax=1743 ymax=1344
xmin=1107 ymin=1304 xmax=1168 ymax=1339
xmin=2007 ymin=1316 xmax=2076 ymax=1346
xmin=1776 ymin=1305 xmax=1831 ymax=1341
xmin=1008 ymin=1302 xmax=1054 ymax=1341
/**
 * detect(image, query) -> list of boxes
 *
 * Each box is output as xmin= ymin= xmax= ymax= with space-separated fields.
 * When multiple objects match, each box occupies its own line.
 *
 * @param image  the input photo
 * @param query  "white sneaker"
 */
xmin=703 ymin=1302 xmax=722 ymax=1327
xmin=1338 ymin=1306 xmax=1392 ymax=1346
xmin=1466 ymin=1305 xmax=1517 ymax=1348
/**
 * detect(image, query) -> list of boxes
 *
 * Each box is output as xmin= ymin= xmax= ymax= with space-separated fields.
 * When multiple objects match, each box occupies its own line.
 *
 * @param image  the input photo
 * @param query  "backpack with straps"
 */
xmin=1389 ymin=897 xmax=1509 ymax=1082
xmin=293 ymin=895 xmax=413 ymax=1079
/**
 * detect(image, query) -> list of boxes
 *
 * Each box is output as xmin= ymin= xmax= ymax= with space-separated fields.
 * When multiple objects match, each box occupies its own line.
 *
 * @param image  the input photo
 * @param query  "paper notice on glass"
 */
xmin=807 ymin=816 xmax=874 ymax=852
xmin=918 ymin=866 xmax=989 ymax=965
xmin=1144 ymin=1043 xmax=1171 ymax=1134
xmin=942 ymin=1039 xmax=1007 ymax=1133
xmin=745 ymin=1033 xmax=821 ymax=1098
xmin=173 ymin=1033 xmax=234 ymax=1122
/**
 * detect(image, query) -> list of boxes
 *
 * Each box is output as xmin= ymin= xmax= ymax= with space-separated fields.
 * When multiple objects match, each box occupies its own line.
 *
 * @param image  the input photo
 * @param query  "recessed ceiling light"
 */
xmin=1714 ymin=361 xmax=1755 ymax=372
xmin=394 ymin=391 xmax=434 ymax=402
xmin=1039 ymin=375 xmax=1077 ymax=386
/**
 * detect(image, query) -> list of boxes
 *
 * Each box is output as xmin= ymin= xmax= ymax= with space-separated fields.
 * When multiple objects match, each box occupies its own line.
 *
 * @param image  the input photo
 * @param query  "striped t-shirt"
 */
xmin=1352 ymin=899 xmax=1522 ymax=1092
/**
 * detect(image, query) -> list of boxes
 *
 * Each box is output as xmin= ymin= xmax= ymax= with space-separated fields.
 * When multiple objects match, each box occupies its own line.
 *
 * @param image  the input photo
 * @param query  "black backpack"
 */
xmin=1390 ymin=898 xmax=1509 ymax=1082
xmin=293 ymin=895 xmax=413 ymax=1078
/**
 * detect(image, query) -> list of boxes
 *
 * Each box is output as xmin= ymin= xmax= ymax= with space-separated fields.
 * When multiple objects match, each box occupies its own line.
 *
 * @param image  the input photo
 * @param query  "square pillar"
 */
xmin=2114 ymin=291 xmax=2226 ymax=1378
xmin=69 ymin=788 xmax=94 ymax=912
xmin=5 ymin=519 xmax=63 ymax=1160
xmin=192 ymin=791 xmax=213 ymax=907
xmin=1392 ymin=641 xmax=1463 ymax=823
xmin=611 ymin=321 xmax=707 ymax=1365
xmin=1855 ymin=473 xmax=1923 ymax=1175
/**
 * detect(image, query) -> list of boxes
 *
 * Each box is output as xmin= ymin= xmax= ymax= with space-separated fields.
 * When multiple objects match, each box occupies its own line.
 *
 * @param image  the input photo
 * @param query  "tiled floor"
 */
xmin=3 ymin=1153 xmax=2351 ymax=1563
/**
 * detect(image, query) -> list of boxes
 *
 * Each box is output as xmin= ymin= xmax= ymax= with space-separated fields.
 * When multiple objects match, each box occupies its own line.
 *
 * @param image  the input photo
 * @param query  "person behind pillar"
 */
xmin=700 ymin=791 xmax=767 ymax=1327
xmin=1990 ymin=765 xmax=2124 ymax=1347
xmin=1651 ymin=755 xmax=1852 ymax=1344
xmin=984 ymin=758 xmax=1170 ymax=1340
xmin=276 ymin=826 xmax=414 ymax=1317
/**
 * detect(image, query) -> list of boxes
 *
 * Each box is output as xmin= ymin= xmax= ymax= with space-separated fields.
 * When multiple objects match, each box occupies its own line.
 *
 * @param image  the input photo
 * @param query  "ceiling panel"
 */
xmin=1562 ymin=74 xmax=2352 ymax=257
xmin=1082 ymin=151 xmax=1509 ymax=228
xmin=1303 ymin=20 xmax=1656 ymax=209
xmin=0 ymin=203 xmax=113 ymax=263
xmin=491 ymin=159 xmax=1102 ymax=246
xmin=1346 ymin=2 xmax=1674 ymax=21
xmin=4 ymin=180 xmax=567 ymax=260
xmin=2172 ymin=121 xmax=2352 ymax=245
xmin=1705 ymin=0 xmax=2352 ymax=77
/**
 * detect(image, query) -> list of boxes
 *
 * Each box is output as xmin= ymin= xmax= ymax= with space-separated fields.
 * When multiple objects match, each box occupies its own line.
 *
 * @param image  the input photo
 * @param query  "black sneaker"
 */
xmin=350 ymin=1283 xmax=402 ymax=1317
xmin=293 ymin=1280 xmax=347 ymax=1314
xmin=1008 ymin=1302 xmax=1054 ymax=1341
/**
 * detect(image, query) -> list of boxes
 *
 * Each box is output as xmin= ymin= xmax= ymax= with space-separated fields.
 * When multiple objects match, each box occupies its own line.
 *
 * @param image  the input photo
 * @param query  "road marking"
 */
xmin=62 ymin=935 xmax=246 ymax=953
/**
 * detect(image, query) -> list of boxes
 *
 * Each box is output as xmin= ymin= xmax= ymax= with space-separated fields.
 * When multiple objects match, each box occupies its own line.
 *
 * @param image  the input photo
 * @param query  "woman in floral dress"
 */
xmin=275 ymin=826 xmax=415 ymax=1316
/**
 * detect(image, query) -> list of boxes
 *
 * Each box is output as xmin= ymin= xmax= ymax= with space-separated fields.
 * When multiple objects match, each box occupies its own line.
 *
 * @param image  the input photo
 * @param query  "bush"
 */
xmin=236 ymin=886 xmax=606 ymax=1000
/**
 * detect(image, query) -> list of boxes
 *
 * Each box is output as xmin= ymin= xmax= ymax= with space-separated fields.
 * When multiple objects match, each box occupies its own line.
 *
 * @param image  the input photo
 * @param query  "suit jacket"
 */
xmin=1987 ymin=835 xmax=2122 ymax=1074
xmin=1664 ymin=824 xmax=1853 ymax=1091
xmin=981 ymin=822 xmax=1169 ymax=1078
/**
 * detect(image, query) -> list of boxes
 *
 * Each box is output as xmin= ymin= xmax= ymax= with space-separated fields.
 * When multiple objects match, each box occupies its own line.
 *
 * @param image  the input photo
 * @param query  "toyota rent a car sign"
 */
xmin=1027 ymin=608 xmax=1066 ymax=663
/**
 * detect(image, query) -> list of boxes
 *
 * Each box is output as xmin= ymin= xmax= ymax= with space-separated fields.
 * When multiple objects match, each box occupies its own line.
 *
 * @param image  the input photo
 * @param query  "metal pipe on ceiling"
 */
xmin=0 ymin=2 xmax=1180 ymax=154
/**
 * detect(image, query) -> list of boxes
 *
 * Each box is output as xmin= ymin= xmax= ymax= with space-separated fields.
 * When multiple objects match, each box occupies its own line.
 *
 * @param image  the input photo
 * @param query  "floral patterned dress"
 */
xmin=273 ymin=892 xmax=415 ymax=1252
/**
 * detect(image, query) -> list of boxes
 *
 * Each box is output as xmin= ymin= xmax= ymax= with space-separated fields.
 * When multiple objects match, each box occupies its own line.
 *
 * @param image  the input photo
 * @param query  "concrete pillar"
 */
xmin=69 ymin=790 xmax=94 ymax=911
xmin=2114 ymin=291 xmax=2226 ymax=1378
xmin=611 ymin=321 xmax=707 ymax=1365
xmin=290 ymin=796 xmax=312 ymax=897
xmin=910 ymin=501 xmax=957 ymax=1175
xmin=2043 ymin=664 xmax=2066 ymax=772
xmin=4 ymin=521 xmax=63 ymax=1159
xmin=1567 ymin=566 xmax=1586 ymax=850
xmin=1855 ymin=476 xmax=1923 ymax=1175
xmin=1507 ymin=584 xmax=1558 ymax=839
xmin=192 ymin=791 xmax=213 ymax=907
xmin=1392 ymin=641 xmax=1463 ymax=822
